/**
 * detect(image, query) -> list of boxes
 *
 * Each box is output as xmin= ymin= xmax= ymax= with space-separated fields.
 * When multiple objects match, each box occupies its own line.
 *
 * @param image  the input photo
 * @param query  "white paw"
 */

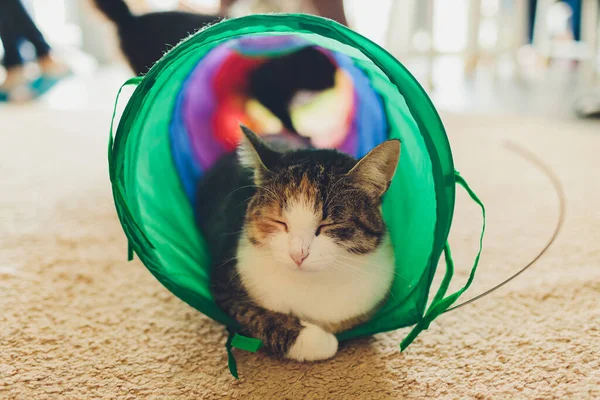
xmin=286 ymin=322 xmax=338 ymax=362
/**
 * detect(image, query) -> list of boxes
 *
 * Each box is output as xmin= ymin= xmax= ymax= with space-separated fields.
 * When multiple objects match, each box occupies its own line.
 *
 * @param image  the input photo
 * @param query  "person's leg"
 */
xmin=0 ymin=23 xmax=24 ymax=72
xmin=0 ymin=0 xmax=68 ymax=100
xmin=5 ymin=0 xmax=52 ymax=59
xmin=0 ymin=0 xmax=27 ymax=90
xmin=5 ymin=0 xmax=70 ymax=77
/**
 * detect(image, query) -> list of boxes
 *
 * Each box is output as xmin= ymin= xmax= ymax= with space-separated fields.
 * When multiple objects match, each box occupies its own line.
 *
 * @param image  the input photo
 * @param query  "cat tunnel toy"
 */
xmin=108 ymin=14 xmax=485 ymax=377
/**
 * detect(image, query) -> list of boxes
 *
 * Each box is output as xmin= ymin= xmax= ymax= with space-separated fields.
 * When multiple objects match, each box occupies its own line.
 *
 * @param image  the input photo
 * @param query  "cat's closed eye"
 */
xmin=269 ymin=219 xmax=288 ymax=232
xmin=316 ymin=222 xmax=342 ymax=236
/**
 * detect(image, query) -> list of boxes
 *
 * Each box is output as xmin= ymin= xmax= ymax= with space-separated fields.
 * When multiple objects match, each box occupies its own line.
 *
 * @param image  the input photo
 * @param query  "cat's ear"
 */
xmin=347 ymin=140 xmax=401 ymax=197
xmin=238 ymin=125 xmax=280 ymax=183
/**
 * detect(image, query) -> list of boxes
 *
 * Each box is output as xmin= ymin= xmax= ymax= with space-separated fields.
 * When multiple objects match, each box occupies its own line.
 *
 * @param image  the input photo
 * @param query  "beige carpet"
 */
xmin=1 ymin=105 xmax=599 ymax=399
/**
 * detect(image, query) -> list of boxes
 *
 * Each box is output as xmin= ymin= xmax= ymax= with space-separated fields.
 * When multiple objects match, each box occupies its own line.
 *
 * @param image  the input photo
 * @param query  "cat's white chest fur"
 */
xmin=237 ymin=236 xmax=395 ymax=329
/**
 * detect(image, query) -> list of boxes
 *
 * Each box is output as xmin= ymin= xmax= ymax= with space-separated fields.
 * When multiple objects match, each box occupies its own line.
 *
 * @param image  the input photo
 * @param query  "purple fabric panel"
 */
xmin=182 ymin=44 xmax=232 ymax=170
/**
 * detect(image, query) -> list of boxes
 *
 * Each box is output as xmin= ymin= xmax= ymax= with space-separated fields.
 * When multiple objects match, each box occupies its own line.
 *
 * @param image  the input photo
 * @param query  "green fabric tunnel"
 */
xmin=108 ymin=14 xmax=485 ymax=376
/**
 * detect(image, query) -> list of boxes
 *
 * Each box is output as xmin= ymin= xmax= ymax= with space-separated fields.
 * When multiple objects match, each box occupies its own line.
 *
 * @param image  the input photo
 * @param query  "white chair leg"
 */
xmin=424 ymin=0 xmax=435 ymax=91
xmin=580 ymin=0 xmax=599 ymax=82
xmin=513 ymin=1 xmax=530 ymax=57
xmin=465 ymin=0 xmax=481 ymax=75
xmin=532 ymin=0 xmax=554 ymax=66
xmin=385 ymin=0 xmax=417 ymax=59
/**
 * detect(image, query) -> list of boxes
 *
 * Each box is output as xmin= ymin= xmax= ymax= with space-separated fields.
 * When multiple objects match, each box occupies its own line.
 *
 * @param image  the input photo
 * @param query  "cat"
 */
xmin=93 ymin=0 xmax=223 ymax=75
xmin=195 ymin=125 xmax=400 ymax=360
xmin=247 ymin=46 xmax=337 ymax=133
xmin=92 ymin=0 xmax=337 ymax=134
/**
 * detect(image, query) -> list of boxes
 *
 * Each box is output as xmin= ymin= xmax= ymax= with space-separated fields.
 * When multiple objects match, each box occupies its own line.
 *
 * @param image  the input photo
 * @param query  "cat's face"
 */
xmin=238 ymin=126 xmax=400 ymax=272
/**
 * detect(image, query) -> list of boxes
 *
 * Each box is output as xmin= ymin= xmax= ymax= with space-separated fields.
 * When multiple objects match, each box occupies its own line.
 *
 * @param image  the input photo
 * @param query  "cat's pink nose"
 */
xmin=289 ymin=235 xmax=311 ymax=266
xmin=290 ymin=252 xmax=308 ymax=266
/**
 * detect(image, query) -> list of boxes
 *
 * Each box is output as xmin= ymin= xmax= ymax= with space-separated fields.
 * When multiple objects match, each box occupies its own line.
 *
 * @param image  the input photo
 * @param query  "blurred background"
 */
xmin=0 ymin=0 xmax=598 ymax=118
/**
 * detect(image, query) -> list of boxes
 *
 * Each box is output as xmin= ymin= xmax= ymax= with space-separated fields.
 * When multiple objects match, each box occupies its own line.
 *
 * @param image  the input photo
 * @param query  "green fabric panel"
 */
xmin=340 ymin=59 xmax=438 ymax=339
xmin=110 ymin=14 xmax=456 ymax=344
xmin=126 ymin=39 xmax=237 ymax=327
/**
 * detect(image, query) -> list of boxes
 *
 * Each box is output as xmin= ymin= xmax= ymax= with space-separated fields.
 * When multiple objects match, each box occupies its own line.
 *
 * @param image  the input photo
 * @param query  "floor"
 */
xmin=1 ymin=99 xmax=599 ymax=398
xmin=1 ymin=55 xmax=599 ymax=399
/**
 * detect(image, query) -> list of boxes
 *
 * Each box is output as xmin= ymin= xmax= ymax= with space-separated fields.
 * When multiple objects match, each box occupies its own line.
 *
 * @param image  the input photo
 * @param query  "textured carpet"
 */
xmin=1 ymin=105 xmax=599 ymax=399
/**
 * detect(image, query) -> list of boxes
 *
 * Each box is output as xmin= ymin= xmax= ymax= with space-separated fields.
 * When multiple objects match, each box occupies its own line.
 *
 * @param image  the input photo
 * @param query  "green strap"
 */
xmin=108 ymin=76 xmax=142 ymax=171
xmin=226 ymin=332 xmax=264 ymax=379
xmin=225 ymin=331 xmax=239 ymax=379
xmin=430 ymin=242 xmax=455 ymax=306
xmin=127 ymin=241 xmax=134 ymax=261
xmin=401 ymin=171 xmax=486 ymax=350
xmin=232 ymin=333 xmax=264 ymax=352
xmin=107 ymin=76 xmax=147 ymax=262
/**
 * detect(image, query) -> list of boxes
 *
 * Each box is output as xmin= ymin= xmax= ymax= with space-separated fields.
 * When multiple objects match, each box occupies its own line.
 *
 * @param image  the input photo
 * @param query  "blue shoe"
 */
xmin=30 ymin=75 xmax=62 ymax=96
xmin=32 ymin=64 xmax=73 ymax=94
xmin=0 ymin=69 xmax=71 ymax=102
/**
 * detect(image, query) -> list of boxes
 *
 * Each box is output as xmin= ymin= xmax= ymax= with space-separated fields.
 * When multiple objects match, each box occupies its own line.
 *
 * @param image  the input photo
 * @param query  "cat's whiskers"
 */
xmin=330 ymin=260 xmax=387 ymax=279
xmin=219 ymin=229 xmax=246 ymax=237
xmin=227 ymin=268 xmax=243 ymax=285
xmin=216 ymin=253 xmax=271 ymax=270
xmin=223 ymin=184 xmax=282 ymax=208
xmin=328 ymin=259 xmax=385 ymax=279
xmin=327 ymin=261 xmax=398 ymax=302
xmin=326 ymin=256 xmax=397 ymax=283
xmin=339 ymin=263 xmax=407 ymax=287
xmin=231 ymin=194 xmax=272 ymax=213
xmin=328 ymin=260 xmax=362 ymax=280
xmin=222 ymin=184 xmax=261 ymax=202
xmin=333 ymin=254 xmax=406 ymax=280
xmin=329 ymin=260 xmax=399 ymax=302
xmin=256 ymin=185 xmax=285 ymax=206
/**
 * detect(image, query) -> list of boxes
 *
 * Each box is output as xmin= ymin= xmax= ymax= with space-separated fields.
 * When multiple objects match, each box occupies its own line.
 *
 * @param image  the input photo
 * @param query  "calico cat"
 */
xmin=93 ymin=0 xmax=337 ymax=134
xmin=196 ymin=126 xmax=400 ymax=360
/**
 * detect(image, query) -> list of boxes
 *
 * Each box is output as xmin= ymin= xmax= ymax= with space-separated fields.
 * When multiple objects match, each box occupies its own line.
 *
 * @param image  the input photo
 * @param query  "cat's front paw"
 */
xmin=286 ymin=322 xmax=338 ymax=362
